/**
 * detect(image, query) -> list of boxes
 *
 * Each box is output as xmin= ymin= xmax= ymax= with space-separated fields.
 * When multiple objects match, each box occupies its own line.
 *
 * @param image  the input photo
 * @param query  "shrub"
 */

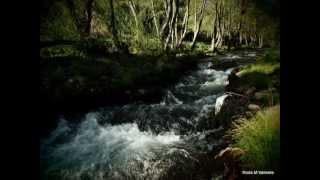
xmin=230 ymin=105 xmax=280 ymax=171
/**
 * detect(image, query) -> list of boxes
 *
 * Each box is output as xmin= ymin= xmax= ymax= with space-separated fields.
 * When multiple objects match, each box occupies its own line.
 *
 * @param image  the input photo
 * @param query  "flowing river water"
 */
xmin=40 ymin=50 xmax=262 ymax=180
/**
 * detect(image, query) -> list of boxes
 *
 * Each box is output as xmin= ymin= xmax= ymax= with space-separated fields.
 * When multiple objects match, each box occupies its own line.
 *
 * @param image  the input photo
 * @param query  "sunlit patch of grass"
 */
xmin=236 ymin=48 xmax=280 ymax=89
xmin=239 ymin=48 xmax=280 ymax=76
xmin=230 ymin=105 xmax=280 ymax=170
xmin=239 ymin=62 xmax=280 ymax=76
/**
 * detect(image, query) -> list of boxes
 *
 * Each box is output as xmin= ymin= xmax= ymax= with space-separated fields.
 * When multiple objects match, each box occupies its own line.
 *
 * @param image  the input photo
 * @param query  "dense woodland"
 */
xmin=40 ymin=0 xmax=279 ymax=56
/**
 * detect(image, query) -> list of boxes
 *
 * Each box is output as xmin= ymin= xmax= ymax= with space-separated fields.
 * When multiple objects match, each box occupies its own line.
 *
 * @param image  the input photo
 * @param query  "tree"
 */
xmin=108 ymin=0 xmax=120 ymax=47
xmin=190 ymin=0 xmax=207 ymax=50
xmin=84 ymin=0 xmax=95 ymax=37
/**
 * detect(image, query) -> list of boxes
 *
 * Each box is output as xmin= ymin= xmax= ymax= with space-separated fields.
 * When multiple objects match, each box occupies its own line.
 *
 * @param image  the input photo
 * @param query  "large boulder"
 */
xmin=225 ymin=68 xmax=242 ymax=93
xmin=211 ymin=95 xmax=249 ymax=128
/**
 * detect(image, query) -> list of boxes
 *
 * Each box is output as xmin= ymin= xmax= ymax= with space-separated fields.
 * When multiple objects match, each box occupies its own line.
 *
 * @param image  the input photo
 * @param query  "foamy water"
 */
xmin=41 ymin=50 xmax=259 ymax=179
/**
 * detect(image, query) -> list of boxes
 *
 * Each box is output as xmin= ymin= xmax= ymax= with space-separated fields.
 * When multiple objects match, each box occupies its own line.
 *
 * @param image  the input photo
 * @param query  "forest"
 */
xmin=40 ymin=0 xmax=280 ymax=179
xmin=40 ymin=0 xmax=279 ymax=55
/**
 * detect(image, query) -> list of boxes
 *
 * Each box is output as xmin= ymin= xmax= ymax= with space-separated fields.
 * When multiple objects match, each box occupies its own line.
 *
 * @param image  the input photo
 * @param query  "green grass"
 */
xmin=239 ymin=48 xmax=280 ymax=76
xmin=236 ymin=48 xmax=280 ymax=90
xmin=239 ymin=62 xmax=280 ymax=76
xmin=230 ymin=105 xmax=280 ymax=170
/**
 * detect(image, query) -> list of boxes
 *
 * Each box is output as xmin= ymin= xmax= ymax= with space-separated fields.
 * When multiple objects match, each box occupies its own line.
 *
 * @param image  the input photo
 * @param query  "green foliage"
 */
xmin=230 ymin=105 xmax=280 ymax=170
xmin=129 ymin=34 xmax=163 ymax=55
xmin=240 ymin=49 xmax=280 ymax=75
xmin=40 ymin=1 xmax=80 ymax=41
xmin=40 ymin=0 xmax=279 ymax=53
xmin=237 ymin=49 xmax=280 ymax=89
xmin=239 ymin=63 xmax=280 ymax=76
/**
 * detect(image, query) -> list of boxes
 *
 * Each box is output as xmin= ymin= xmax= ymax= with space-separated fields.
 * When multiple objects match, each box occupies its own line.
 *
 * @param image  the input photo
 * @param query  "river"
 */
xmin=40 ymin=50 xmax=262 ymax=180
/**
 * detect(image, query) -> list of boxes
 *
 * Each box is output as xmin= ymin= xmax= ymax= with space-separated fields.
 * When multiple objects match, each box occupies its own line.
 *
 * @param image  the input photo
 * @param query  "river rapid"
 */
xmin=40 ymin=50 xmax=261 ymax=180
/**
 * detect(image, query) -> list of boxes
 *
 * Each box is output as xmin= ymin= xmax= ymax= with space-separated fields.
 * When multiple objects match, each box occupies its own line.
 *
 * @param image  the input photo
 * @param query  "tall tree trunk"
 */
xmin=108 ymin=0 xmax=120 ymax=48
xmin=151 ymin=0 xmax=160 ymax=39
xmin=190 ymin=0 xmax=207 ymax=50
xmin=177 ymin=0 xmax=190 ymax=48
xmin=164 ymin=0 xmax=178 ymax=50
xmin=258 ymin=34 xmax=264 ymax=48
xmin=217 ymin=0 xmax=224 ymax=48
xmin=244 ymin=35 xmax=248 ymax=46
xmin=212 ymin=0 xmax=223 ymax=51
xmin=160 ymin=0 xmax=172 ymax=38
xmin=173 ymin=0 xmax=180 ymax=48
xmin=210 ymin=6 xmax=217 ymax=52
xmin=128 ymin=0 xmax=139 ymax=33
xmin=84 ymin=0 xmax=94 ymax=37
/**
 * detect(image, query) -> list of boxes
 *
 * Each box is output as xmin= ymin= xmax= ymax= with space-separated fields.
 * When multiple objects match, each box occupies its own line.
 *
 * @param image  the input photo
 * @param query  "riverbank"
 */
xmin=208 ymin=48 xmax=280 ymax=179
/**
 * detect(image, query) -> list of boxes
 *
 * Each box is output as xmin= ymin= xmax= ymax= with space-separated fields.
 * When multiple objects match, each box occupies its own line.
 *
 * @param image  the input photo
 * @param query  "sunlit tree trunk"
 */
xmin=244 ymin=35 xmax=248 ymax=46
xmin=190 ymin=0 xmax=207 ymax=50
xmin=128 ymin=0 xmax=139 ymax=31
xmin=210 ymin=5 xmax=217 ymax=52
xmin=164 ymin=0 xmax=179 ymax=50
xmin=214 ymin=0 xmax=223 ymax=49
xmin=160 ymin=0 xmax=172 ymax=38
xmin=173 ymin=0 xmax=180 ymax=48
xmin=177 ymin=0 xmax=190 ymax=48
xmin=258 ymin=34 xmax=264 ymax=48
xmin=151 ymin=0 xmax=160 ymax=39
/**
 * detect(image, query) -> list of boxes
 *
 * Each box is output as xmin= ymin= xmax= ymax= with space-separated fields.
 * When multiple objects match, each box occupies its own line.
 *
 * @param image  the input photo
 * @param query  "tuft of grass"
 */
xmin=230 ymin=105 xmax=280 ymax=170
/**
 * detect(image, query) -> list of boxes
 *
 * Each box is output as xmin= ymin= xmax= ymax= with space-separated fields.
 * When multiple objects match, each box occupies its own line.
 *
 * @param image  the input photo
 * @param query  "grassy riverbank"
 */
xmin=212 ymin=48 xmax=280 ymax=179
